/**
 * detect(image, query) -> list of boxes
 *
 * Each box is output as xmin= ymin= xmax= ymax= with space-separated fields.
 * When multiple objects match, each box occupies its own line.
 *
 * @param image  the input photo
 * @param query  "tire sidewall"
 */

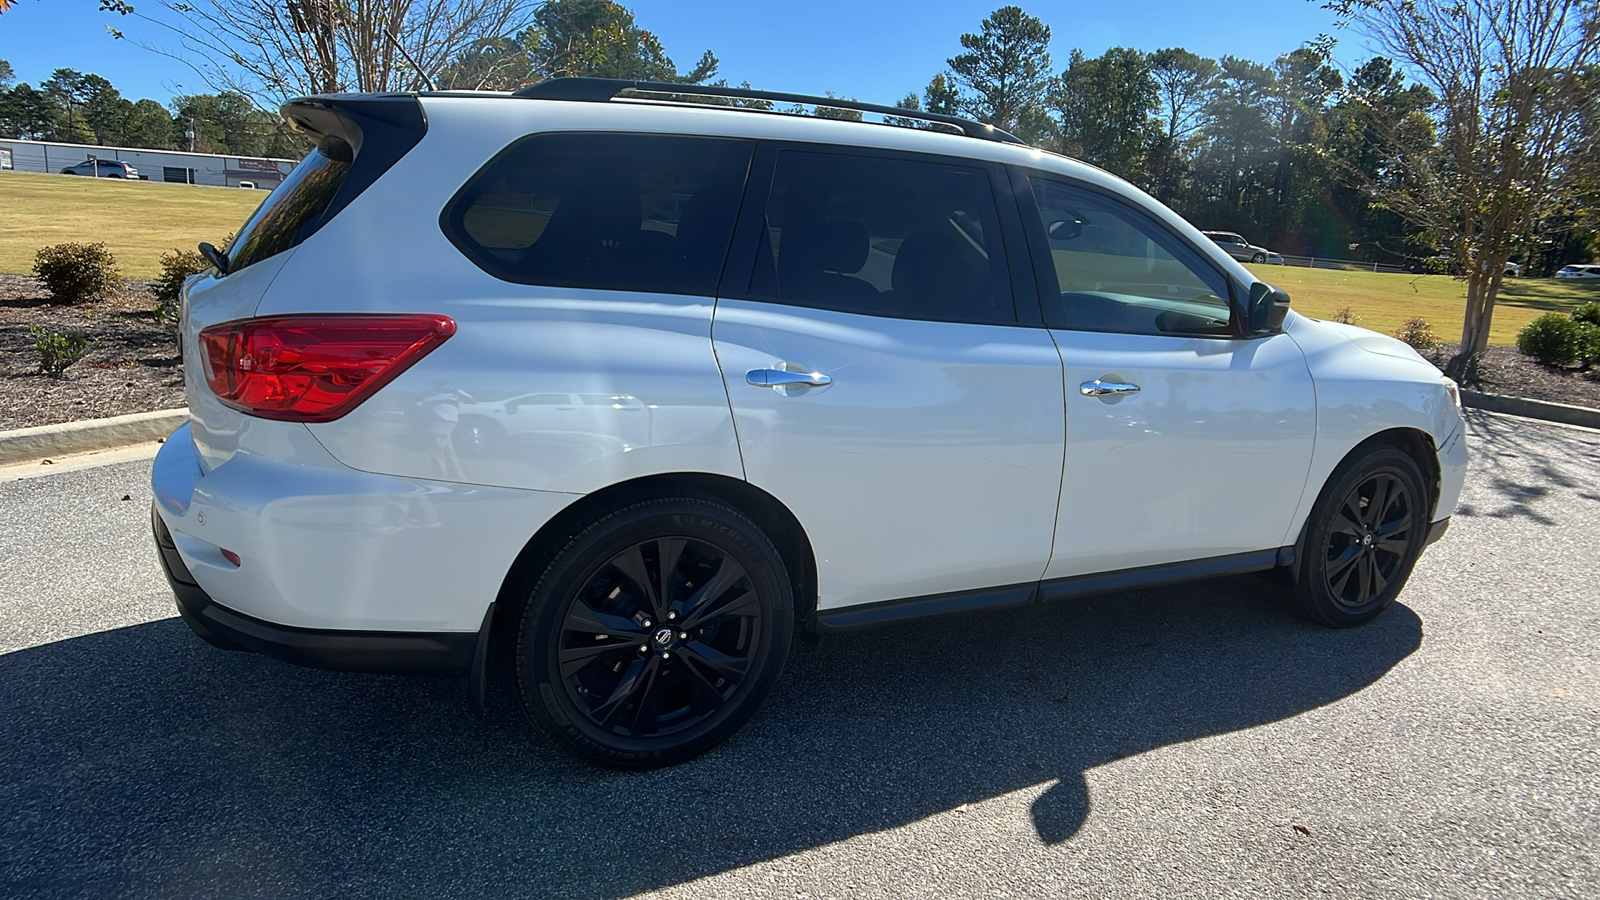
xmin=1297 ymin=446 xmax=1429 ymax=627
xmin=517 ymin=498 xmax=793 ymax=768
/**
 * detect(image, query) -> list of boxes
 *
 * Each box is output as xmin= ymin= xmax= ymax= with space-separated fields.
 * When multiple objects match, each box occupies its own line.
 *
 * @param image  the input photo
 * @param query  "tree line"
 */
xmin=890 ymin=6 xmax=1596 ymax=279
xmin=0 ymin=61 xmax=304 ymax=158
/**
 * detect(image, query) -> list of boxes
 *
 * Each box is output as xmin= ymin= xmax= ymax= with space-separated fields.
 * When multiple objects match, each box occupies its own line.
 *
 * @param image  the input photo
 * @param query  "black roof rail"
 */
xmin=512 ymin=77 xmax=1026 ymax=145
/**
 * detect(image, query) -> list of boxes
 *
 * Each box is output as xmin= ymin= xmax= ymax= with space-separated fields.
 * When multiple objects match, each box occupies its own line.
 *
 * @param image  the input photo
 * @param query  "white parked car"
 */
xmin=1556 ymin=264 xmax=1600 ymax=278
xmin=152 ymin=79 xmax=1468 ymax=768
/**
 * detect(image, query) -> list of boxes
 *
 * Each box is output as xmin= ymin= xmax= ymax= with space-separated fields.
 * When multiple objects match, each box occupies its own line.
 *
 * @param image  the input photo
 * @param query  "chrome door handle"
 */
xmin=1079 ymin=379 xmax=1141 ymax=397
xmin=747 ymin=368 xmax=832 ymax=388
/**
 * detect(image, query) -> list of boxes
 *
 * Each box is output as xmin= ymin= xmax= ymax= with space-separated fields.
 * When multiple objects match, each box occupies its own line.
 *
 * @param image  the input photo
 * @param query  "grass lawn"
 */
xmin=1247 ymin=264 xmax=1600 ymax=346
xmin=0 ymin=171 xmax=263 ymax=279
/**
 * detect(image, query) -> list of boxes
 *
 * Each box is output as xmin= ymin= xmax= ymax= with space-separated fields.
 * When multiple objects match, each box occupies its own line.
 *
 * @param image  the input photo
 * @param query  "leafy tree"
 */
xmin=1188 ymin=57 xmax=1277 ymax=233
xmin=947 ymin=6 xmax=1055 ymax=140
xmin=1326 ymin=0 xmax=1600 ymax=379
xmin=1146 ymin=48 xmax=1219 ymax=203
xmin=1054 ymin=47 xmax=1157 ymax=183
xmin=172 ymin=91 xmax=303 ymax=156
xmin=0 ymin=59 xmax=14 ymax=90
xmin=80 ymin=74 xmax=129 ymax=145
xmin=1262 ymin=49 xmax=1342 ymax=251
xmin=0 ymin=83 xmax=55 ymax=139
xmin=923 ymin=73 xmax=962 ymax=116
xmin=439 ymin=0 xmax=716 ymax=90
xmin=811 ymin=91 xmax=864 ymax=121
xmin=43 ymin=69 xmax=94 ymax=143
xmin=121 ymin=98 xmax=179 ymax=149
xmin=1321 ymin=57 xmax=1436 ymax=261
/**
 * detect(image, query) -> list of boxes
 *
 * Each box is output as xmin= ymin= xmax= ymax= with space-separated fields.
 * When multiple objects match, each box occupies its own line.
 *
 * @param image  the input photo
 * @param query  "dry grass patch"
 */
xmin=1247 ymin=264 xmax=1600 ymax=346
xmin=0 ymin=172 xmax=263 ymax=279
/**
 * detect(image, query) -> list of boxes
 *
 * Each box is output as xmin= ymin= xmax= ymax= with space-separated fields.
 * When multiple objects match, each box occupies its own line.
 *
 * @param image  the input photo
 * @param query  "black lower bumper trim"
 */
xmin=1426 ymin=517 xmax=1451 ymax=546
xmin=152 ymin=506 xmax=476 ymax=677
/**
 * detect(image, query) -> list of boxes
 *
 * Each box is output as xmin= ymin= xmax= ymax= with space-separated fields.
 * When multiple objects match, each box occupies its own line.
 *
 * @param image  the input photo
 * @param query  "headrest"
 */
xmin=788 ymin=218 xmax=870 ymax=274
xmin=892 ymin=228 xmax=988 ymax=307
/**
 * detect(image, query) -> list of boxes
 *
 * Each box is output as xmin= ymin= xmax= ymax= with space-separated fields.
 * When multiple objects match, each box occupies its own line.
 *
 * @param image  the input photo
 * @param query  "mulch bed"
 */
xmin=0 ymin=274 xmax=184 ymax=430
xmin=2 ymin=273 xmax=1598 ymax=430
xmin=1422 ymin=342 xmax=1600 ymax=410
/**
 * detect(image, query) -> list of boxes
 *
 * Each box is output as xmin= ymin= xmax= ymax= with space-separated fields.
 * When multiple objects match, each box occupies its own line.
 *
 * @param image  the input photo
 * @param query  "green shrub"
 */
xmin=154 ymin=248 xmax=208 ymax=324
xmin=1331 ymin=307 xmax=1361 ymax=325
xmin=1572 ymin=302 xmax=1600 ymax=326
xmin=29 ymin=326 xmax=98 ymax=377
xmin=1515 ymin=313 xmax=1580 ymax=366
xmin=32 ymin=242 xmax=122 ymax=305
xmin=1394 ymin=316 xmax=1438 ymax=350
xmin=1575 ymin=321 xmax=1600 ymax=368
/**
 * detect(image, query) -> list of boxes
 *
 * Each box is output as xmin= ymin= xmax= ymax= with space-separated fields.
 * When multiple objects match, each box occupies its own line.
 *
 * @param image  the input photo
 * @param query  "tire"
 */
xmin=1292 ymin=445 xmax=1429 ymax=627
xmin=516 ymin=496 xmax=794 ymax=768
xmin=1251 ymin=252 xmax=1267 ymax=264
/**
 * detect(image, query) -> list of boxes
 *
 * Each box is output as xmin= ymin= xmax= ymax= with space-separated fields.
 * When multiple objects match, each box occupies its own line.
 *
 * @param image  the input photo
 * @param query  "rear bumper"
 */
xmin=154 ymin=505 xmax=476 ymax=676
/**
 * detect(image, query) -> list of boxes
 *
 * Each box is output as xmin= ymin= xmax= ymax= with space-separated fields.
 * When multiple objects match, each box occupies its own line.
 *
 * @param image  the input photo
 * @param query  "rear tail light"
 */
xmin=198 ymin=314 xmax=455 ymax=422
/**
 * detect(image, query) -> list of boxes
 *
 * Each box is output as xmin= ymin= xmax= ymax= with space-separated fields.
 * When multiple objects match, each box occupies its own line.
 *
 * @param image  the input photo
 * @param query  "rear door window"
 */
xmin=744 ymin=149 xmax=1015 ymax=324
xmin=443 ymin=133 xmax=754 ymax=296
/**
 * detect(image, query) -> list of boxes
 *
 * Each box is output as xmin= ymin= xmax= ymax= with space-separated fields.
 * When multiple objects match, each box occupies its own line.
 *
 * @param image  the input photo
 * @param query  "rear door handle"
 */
xmin=1079 ymin=379 xmax=1141 ymax=397
xmin=747 ymin=368 xmax=832 ymax=388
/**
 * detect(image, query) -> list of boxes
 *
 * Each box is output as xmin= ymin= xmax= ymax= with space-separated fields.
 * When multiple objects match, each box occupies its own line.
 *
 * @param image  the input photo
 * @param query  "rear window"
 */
xmin=442 ymin=133 xmax=754 ymax=296
xmin=226 ymin=139 xmax=352 ymax=272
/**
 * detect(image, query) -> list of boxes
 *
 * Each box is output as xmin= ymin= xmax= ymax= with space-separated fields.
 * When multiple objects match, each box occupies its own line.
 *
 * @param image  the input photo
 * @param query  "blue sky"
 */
xmin=0 ymin=0 xmax=1351 ymax=106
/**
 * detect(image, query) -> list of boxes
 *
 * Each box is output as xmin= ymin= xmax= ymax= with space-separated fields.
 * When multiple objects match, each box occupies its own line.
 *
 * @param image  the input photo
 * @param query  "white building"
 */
xmin=0 ymin=138 xmax=297 ymax=189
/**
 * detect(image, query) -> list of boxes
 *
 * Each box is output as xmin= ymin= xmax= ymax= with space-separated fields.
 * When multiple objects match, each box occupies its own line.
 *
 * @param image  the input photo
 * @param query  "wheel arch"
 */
xmin=488 ymin=472 xmax=820 ymax=651
xmin=1290 ymin=426 xmax=1440 ymax=571
xmin=1363 ymin=427 xmax=1441 ymax=518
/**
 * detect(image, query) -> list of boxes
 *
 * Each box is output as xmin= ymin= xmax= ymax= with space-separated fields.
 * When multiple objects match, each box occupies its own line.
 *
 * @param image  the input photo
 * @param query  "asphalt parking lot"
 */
xmin=2 ymin=409 xmax=1596 ymax=898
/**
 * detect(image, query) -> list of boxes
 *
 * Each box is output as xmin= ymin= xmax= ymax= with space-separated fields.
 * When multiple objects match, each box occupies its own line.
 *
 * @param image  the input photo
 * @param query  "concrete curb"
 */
xmin=1462 ymin=391 xmax=1600 ymax=430
xmin=0 ymin=408 xmax=188 ymax=466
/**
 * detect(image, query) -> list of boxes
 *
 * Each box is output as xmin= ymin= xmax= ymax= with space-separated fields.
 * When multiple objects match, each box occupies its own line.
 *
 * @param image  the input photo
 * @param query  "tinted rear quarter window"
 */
xmin=443 ymin=134 xmax=754 ymax=296
xmin=227 ymin=140 xmax=352 ymax=272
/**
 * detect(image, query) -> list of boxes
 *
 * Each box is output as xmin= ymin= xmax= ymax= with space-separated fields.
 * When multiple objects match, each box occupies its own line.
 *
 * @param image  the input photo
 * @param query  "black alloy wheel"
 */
xmin=517 ymin=497 xmax=793 ymax=768
xmin=1323 ymin=471 xmax=1414 ymax=609
xmin=1294 ymin=445 xmax=1428 ymax=627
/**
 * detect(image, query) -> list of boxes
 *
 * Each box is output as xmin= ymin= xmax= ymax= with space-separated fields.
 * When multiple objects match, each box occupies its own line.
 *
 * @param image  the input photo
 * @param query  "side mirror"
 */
xmin=1248 ymin=281 xmax=1290 ymax=334
xmin=1047 ymin=219 xmax=1083 ymax=242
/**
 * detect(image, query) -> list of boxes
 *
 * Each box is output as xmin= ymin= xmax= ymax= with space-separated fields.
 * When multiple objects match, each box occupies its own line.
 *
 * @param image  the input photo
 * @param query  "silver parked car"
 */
xmin=60 ymin=158 xmax=139 ymax=179
xmin=1202 ymin=231 xmax=1274 ymax=264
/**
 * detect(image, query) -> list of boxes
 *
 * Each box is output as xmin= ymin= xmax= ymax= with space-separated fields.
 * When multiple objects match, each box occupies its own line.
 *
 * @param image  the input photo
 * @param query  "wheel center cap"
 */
xmin=1362 ymin=534 xmax=1374 ymax=548
xmin=653 ymin=627 xmax=675 ymax=647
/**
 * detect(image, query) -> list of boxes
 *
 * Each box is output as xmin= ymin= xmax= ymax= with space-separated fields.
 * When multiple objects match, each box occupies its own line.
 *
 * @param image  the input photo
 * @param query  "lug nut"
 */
xmin=641 ymin=619 xmax=652 ymax=628
xmin=661 ymin=651 xmax=671 ymax=660
xmin=667 ymin=611 xmax=677 ymax=620
xmin=638 ymin=644 xmax=649 ymax=653
xmin=678 ymin=632 xmax=687 ymax=639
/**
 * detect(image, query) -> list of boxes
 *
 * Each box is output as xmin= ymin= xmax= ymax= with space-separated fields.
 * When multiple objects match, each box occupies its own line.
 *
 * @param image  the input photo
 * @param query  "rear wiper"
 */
xmin=198 ymin=241 xmax=230 ymax=276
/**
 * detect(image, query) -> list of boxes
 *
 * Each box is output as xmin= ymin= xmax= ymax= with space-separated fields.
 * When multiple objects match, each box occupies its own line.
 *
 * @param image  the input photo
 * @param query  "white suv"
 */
xmin=151 ymin=79 xmax=1467 ymax=768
